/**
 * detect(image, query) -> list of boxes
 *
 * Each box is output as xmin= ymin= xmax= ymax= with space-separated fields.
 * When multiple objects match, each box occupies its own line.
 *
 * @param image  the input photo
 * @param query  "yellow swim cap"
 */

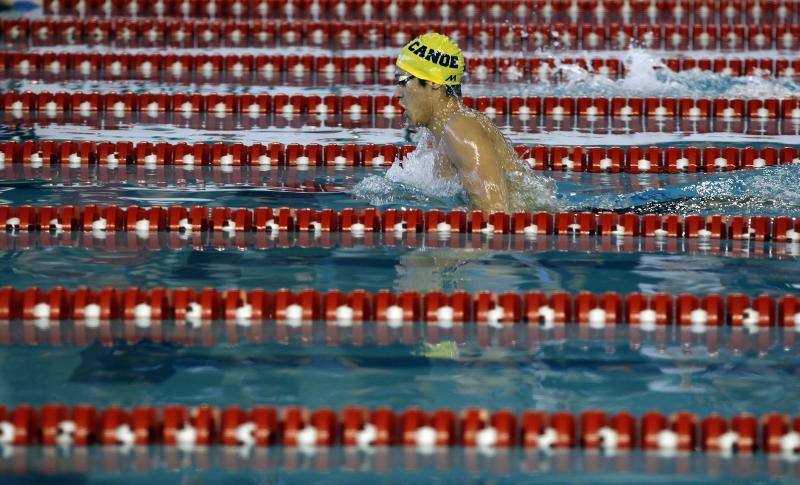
xmin=395 ymin=33 xmax=464 ymax=86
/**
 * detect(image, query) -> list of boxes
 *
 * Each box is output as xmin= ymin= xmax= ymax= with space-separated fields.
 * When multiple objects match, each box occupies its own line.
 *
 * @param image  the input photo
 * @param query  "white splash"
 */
xmin=352 ymin=129 xmax=463 ymax=206
xmin=513 ymin=46 xmax=799 ymax=101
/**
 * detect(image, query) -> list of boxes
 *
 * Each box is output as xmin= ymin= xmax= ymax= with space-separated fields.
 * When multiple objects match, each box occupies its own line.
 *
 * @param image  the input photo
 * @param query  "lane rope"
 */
xmin=5 ymin=51 xmax=799 ymax=81
xmin=4 ymin=17 xmax=799 ymax=50
xmin=1 ymin=205 xmax=799 ymax=241
xmin=2 ymin=140 xmax=799 ymax=173
xmin=0 ymin=286 xmax=798 ymax=329
xmin=6 ymin=91 xmax=799 ymax=122
xmin=35 ymin=0 xmax=800 ymax=25
xmin=0 ymin=403 xmax=798 ymax=457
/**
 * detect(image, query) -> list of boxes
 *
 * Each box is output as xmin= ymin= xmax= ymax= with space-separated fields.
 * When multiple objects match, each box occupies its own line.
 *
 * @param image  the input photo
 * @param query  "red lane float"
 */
xmin=2 ymin=206 xmax=800 ymax=242
xmin=0 ymin=205 xmax=800 ymax=242
xmin=30 ymin=0 xmax=800 ymax=27
xmin=16 ymin=206 xmax=795 ymax=259
xmin=7 ymin=52 xmax=800 ymax=81
xmin=4 ymin=18 xmax=800 ymax=50
xmin=7 ymin=101 xmax=800 ymax=136
xmin=6 ymin=404 xmax=800 ymax=454
xmin=0 ymin=286 xmax=798 ymax=329
xmin=2 ymin=140 xmax=799 ymax=173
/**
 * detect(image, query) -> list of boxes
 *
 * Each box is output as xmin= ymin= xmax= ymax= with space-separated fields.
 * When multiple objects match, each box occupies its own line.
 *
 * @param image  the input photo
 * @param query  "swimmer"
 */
xmin=394 ymin=33 xmax=557 ymax=213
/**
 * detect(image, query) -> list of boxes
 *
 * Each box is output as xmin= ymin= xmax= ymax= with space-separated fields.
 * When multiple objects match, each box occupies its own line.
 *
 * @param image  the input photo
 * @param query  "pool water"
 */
xmin=2 ymin=5 xmax=800 ymax=482
xmin=1 ymin=339 xmax=798 ymax=415
xmin=1 ymin=239 xmax=799 ymax=294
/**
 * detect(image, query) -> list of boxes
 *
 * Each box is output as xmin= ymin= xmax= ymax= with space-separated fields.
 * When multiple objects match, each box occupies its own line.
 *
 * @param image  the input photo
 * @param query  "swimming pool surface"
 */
xmin=2 ymin=3 xmax=800 ymax=482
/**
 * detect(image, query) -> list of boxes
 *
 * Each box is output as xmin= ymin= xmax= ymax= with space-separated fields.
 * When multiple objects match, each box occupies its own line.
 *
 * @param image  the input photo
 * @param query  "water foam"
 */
xmin=574 ymin=164 xmax=800 ymax=216
xmin=465 ymin=47 xmax=800 ymax=100
xmin=351 ymin=126 xmax=559 ymax=211
xmin=351 ymin=129 xmax=466 ymax=209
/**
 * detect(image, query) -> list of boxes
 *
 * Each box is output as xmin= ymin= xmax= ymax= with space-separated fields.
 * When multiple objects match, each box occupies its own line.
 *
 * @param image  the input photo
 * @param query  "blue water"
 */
xmin=0 ymin=339 xmax=798 ymax=415
xmin=0 ymin=242 xmax=798 ymax=294
xmin=3 ymin=7 xmax=800 ymax=482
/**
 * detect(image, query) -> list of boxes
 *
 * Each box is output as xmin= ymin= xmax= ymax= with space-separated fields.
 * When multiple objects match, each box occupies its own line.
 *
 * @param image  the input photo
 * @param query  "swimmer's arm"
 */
xmin=442 ymin=118 xmax=510 ymax=212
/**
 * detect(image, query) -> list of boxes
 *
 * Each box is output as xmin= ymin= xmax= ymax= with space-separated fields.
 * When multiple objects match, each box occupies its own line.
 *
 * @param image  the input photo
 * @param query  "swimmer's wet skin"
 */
xmin=394 ymin=33 xmax=557 ymax=213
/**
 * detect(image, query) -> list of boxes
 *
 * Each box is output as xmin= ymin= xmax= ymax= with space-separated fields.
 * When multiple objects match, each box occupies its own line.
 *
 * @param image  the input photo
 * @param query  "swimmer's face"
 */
xmin=394 ymin=70 xmax=439 ymax=127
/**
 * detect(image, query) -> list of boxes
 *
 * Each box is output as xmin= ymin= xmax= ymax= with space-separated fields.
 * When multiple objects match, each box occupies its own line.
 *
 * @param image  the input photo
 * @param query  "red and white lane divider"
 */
xmin=0 ymin=287 xmax=798 ymax=331
xmin=0 ymin=289 xmax=797 ymax=349
xmin=7 ymin=91 xmax=800 ymax=123
xmin=0 ymin=404 xmax=799 ymax=457
xmin=4 ymin=52 xmax=622 ymax=83
xmin=1 ymin=206 xmax=800 ymax=242
xmin=10 ymin=111 xmax=799 ymax=136
xmin=2 ymin=140 xmax=799 ymax=173
xmin=0 ymin=140 xmax=403 ymax=169
xmin=4 ymin=17 xmax=800 ymax=50
xmin=6 ymin=52 xmax=800 ymax=81
xmin=35 ymin=0 xmax=800 ymax=25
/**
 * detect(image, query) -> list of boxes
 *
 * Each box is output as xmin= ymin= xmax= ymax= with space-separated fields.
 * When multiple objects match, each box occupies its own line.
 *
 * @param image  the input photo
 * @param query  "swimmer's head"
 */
xmin=395 ymin=33 xmax=464 ymax=127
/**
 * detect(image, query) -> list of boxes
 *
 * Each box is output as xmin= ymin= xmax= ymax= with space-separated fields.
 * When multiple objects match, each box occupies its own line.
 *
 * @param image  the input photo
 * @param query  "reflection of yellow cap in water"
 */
xmin=396 ymin=33 xmax=464 ymax=86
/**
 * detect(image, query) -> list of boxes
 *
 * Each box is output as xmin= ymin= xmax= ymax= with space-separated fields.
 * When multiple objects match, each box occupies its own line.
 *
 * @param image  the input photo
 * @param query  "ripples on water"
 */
xmin=571 ymin=163 xmax=800 ymax=215
xmin=2 ymin=341 xmax=799 ymax=417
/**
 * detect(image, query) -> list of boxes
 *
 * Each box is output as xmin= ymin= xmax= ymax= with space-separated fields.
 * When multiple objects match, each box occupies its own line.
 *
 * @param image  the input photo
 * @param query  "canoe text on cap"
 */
xmin=406 ymin=40 xmax=460 ymax=69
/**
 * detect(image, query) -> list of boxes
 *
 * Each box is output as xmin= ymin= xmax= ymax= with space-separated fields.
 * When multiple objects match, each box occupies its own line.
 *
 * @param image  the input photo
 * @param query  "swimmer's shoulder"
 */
xmin=441 ymin=112 xmax=499 ymax=172
xmin=441 ymin=114 xmax=479 ymax=155
xmin=443 ymin=110 xmax=492 ymax=144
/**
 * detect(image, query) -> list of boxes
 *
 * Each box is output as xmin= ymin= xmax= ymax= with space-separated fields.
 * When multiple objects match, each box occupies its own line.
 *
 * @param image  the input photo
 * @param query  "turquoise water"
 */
xmin=0 ymin=340 xmax=798 ymax=415
xmin=0 ymin=243 xmax=798 ymax=294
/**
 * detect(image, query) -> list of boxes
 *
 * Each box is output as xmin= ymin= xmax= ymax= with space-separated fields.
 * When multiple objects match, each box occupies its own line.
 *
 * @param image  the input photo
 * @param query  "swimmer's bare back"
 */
xmin=437 ymin=109 xmax=518 ymax=212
